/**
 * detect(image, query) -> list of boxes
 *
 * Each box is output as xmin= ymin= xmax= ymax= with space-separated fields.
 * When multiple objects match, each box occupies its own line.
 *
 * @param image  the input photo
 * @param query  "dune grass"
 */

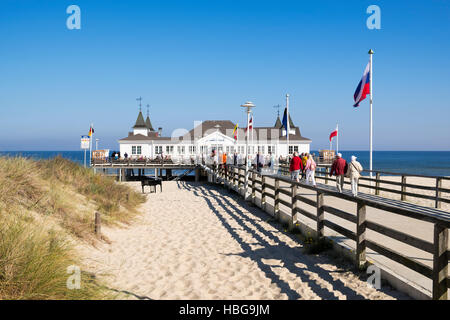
xmin=0 ymin=156 xmax=146 ymax=299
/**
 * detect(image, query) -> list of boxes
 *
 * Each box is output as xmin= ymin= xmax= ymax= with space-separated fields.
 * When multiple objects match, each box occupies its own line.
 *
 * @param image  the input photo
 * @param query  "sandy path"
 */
xmin=79 ymin=181 xmax=409 ymax=300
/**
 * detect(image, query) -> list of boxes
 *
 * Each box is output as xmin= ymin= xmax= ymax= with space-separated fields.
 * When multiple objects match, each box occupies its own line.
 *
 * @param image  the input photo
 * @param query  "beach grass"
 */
xmin=0 ymin=156 xmax=145 ymax=299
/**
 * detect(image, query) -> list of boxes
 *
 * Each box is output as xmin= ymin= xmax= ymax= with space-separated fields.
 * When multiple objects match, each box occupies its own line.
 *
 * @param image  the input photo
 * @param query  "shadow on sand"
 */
xmin=176 ymin=181 xmax=408 ymax=300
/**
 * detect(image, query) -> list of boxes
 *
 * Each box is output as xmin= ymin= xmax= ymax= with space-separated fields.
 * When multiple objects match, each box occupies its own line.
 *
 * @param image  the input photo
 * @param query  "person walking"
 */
xmin=268 ymin=151 xmax=275 ymax=172
xmin=256 ymin=152 xmax=264 ymax=173
xmin=305 ymin=153 xmax=317 ymax=187
xmin=330 ymin=153 xmax=347 ymax=192
xmin=289 ymin=151 xmax=303 ymax=182
xmin=222 ymin=152 xmax=228 ymax=178
xmin=348 ymin=155 xmax=363 ymax=196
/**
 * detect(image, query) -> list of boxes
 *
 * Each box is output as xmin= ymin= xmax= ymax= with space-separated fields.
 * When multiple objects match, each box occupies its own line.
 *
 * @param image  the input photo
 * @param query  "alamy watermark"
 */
xmin=366 ymin=264 xmax=381 ymax=289
xmin=66 ymin=265 xmax=81 ymax=290
xmin=66 ymin=5 xmax=81 ymax=30
xmin=367 ymin=5 xmax=381 ymax=30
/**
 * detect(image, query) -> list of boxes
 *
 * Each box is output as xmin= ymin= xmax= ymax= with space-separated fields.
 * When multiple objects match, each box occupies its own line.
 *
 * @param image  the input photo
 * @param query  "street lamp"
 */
xmin=240 ymin=101 xmax=255 ymax=201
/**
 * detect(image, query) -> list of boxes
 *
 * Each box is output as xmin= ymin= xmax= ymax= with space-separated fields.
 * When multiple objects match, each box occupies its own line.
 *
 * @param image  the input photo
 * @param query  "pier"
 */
xmin=200 ymin=164 xmax=450 ymax=300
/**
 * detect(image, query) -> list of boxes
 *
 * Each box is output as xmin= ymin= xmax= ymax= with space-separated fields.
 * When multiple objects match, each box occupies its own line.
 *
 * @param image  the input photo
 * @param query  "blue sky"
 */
xmin=1 ymin=0 xmax=449 ymax=151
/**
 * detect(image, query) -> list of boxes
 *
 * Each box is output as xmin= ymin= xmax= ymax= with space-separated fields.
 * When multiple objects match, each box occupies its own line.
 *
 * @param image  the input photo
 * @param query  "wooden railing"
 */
xmin=203 ymin=164 xmax=449 ymax=300
xmin=277 ymin=164 xmax=450 ymax=210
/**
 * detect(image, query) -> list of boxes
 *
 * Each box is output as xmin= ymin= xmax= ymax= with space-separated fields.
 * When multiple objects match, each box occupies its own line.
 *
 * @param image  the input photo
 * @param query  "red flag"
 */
xmin=329 ymin=126 xmax=338 ymax=142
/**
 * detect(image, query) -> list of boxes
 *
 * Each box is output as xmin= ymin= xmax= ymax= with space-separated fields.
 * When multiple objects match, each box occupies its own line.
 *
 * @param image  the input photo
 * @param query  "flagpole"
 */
xmin=286 ymin=94 xmax=290 ymax=158
xmin=369 ymin=49 xmax=374 ymax=180
xmin=336 ymin=123 xmax=339 ymax=154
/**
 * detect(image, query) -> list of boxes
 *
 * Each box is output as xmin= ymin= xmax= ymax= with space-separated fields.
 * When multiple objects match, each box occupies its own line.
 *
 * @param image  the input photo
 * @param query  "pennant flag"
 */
xmin=353 ymin=62 xmax=370 ymax=107
xmin=245 ymin=117 xmax=253 ymax=132
xmin=329 ymin=126 xmax=338 ymax=142
xmin=88 ymin=125 xmax=94 ymax=137
xmin=232 ymin=123 xmax=238 ymax=140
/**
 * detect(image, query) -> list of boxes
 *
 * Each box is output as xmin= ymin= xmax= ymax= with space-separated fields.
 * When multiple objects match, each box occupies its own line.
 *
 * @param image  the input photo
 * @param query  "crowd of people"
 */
xmin=288 ymin=152 xmax=364 ymax=197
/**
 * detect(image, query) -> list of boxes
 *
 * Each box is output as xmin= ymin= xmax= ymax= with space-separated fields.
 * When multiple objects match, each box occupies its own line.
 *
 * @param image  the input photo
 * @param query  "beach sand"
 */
xmin=78 ymin=181 xmax=409 ymax=300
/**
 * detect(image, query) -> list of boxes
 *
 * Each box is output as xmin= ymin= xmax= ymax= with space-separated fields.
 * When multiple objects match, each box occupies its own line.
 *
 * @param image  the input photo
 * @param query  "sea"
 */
xmin=0 ymin=151 xmax=449 ymax=177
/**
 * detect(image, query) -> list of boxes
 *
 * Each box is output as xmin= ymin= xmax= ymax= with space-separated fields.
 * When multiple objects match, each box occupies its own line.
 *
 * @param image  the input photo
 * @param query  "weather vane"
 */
xmin=273 ymin=104 xmax=281 ymax=117
xmin=136 ymin=96 xmax=143 ymax=112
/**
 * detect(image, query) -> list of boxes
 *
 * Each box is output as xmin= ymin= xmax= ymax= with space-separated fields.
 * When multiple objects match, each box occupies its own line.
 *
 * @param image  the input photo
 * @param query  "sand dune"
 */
xmin=78 ymin=181 xmax=410 ymax=300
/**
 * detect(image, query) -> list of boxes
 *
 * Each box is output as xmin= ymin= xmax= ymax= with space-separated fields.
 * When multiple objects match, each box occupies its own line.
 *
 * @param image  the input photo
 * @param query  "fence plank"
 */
xmin=323 ymin=205 xmax=357 ymax=223
xmin=366 ymin=240 xmax=433 ymax=279
xmin=366 ymin=220 xmax=434 ymax=254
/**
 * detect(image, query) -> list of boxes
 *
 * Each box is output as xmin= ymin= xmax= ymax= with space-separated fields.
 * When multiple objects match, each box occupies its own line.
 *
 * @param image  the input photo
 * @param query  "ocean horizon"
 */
xmin=1 ymin=150 xmax=449 ymax=177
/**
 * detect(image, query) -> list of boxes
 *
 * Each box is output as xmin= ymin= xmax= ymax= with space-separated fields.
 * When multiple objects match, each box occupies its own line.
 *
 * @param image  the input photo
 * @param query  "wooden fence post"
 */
xmin=356 ymin=201 xmax=367 ymax=269
xmin=251 ymin=171 xmax=256 ymax=204
xmin=316 ymin=191 xmax=324 ymax=238
xmin=375 ymin=172 xmax=380 ymax=195
xmin=237 ymin=168 xmax=241 ymax=190
xmin=94 ymin=211 xmax=101 ymax=238
xmin=432 ymin=223 xmax=448 ymax=300
xmin=435 ymin=178 xmax=442 ymax=209
xmin=290 ymin=182 xmax=297 ymax=230
xmin=261 ymin=175 xmax=266 ymax=211
xmin=401 ymin=175 xmax=406 ymax=201
xmin=274 ymin=178 xmax=280 ymax=220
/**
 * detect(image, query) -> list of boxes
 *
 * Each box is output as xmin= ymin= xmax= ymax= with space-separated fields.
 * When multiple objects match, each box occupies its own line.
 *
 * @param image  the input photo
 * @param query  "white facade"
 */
xmin=119 ymin=131 xmax=310 ymax=160
xmin=119 ymin=115 xmax=311 ymax=160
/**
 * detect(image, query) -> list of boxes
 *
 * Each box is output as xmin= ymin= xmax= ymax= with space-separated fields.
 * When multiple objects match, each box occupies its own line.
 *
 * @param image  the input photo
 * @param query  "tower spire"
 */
xmin=146 ymin=104 xmax=150 ymax=117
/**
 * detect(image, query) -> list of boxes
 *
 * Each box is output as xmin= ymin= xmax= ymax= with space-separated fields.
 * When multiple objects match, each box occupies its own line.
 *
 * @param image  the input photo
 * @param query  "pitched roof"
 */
xmin=274 ymin=116 xmax=282 ymax=129
xmin=275 ymin=114 xmax=295 ymax=128
xmin=145 ymin=116 xmax=154 ymax=131
xmin=120 ymin=119 xmax=310 ymax=143
xmin=119 ymin=133 xmax=171 ymax=142
xmin=133 ymin=111 xmax=147 ymax=128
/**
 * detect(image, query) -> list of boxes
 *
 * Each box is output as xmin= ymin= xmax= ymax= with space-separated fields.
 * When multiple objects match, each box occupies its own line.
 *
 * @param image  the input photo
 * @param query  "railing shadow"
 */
xmin=176 ymin=181 xmax=408 ymax=300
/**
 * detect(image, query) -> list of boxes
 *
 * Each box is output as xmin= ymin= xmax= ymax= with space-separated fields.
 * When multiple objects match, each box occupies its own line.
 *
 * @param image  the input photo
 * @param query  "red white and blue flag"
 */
xmin=353 ymin=62 xmax=370 ymax=107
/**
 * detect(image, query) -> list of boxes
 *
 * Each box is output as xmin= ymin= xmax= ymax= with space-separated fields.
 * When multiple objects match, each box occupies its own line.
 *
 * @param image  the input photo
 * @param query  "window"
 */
xmin=189 ymin=146 xmax=196 ymax=154
xmin=289 ymin=146 xmax=293 ymax=154
xmin=268 ymin=145 xmax=275 ymax=154
xmin=258 ymin=145 xmax=265 ymax=154
xmin=177 ymin=146 xmax=185 ymax=154
xmin=166 ymin=146 xmax=174 ymax=154
xmin=155 ymin=146 xmax=162 ymax=154
xmin=132 ymin=146 xmax=142 ymax=155
xmin=294 ymin=146 xmax=299 ymax=153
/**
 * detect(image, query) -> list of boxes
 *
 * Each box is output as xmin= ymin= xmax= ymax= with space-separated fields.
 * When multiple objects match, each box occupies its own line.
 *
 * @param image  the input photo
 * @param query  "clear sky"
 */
xmin=1 ymin=0 xmax=449 ymax=151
